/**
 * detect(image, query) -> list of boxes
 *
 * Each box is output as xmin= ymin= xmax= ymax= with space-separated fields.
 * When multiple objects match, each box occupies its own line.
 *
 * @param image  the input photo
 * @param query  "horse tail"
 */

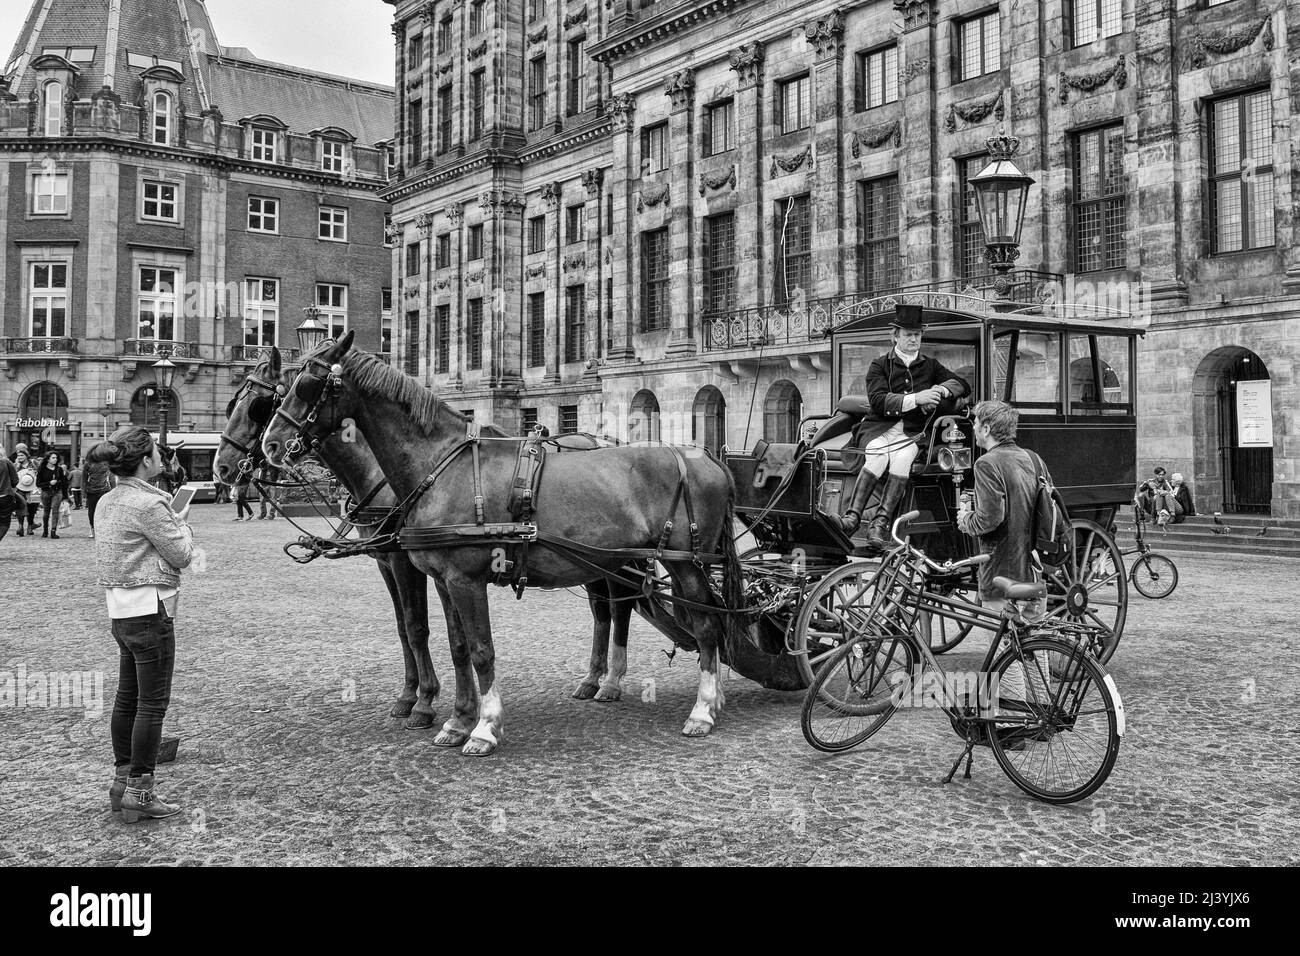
xmin=717 ymin=462 xmax=749 ymax=657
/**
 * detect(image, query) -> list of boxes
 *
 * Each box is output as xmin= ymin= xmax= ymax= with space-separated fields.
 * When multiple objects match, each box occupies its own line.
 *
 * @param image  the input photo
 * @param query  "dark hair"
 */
xmin=1153 ymin=466 xmax=1166 ymax=476
xmin=86 ymin=426 xmax=155 ymax=477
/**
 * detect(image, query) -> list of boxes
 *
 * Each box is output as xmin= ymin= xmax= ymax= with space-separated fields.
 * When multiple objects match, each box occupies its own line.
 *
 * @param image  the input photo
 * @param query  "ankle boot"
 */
xmin=109 ymin=766 xmax=130 ymax=812
xmin=121 ymin=774 xmax=181 ymax=823
xmin=839 ymin=471 xmax=880 ymax=534
xmin=866 ymin=474 xmax=912 ymax=549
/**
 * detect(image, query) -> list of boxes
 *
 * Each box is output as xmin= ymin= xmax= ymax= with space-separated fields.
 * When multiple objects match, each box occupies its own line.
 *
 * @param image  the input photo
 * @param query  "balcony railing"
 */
xmin=123 ymin=339 xmax=202 ymax=359
xmin=231 ymin=344 xmax=302 ymax=364
xmin=701 ymin=296 xmax=839 ymax=352
xmin=2 ymin=337 xmax=79 ymax=354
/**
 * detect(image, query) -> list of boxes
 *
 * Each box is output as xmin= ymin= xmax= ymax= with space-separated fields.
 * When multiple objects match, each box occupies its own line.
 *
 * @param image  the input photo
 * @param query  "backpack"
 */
xmin=1027 ymin=451 xmax=1072 ymax=568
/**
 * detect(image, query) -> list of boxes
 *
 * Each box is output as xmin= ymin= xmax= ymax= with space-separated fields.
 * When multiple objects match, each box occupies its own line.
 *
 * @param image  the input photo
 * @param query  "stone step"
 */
xmin=1109 ymin=518 xmax=1300 ymax=557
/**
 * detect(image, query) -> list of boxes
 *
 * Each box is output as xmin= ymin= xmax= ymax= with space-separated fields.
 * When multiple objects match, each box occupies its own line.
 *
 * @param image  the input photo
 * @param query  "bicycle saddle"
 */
xmin=991 ymin=576 xmax=1047 ymax=601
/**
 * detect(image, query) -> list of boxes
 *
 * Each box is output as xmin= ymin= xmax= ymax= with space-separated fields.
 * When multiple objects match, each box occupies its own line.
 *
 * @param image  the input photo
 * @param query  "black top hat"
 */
xmin=889 ymin=304 xmax=925 ymax=331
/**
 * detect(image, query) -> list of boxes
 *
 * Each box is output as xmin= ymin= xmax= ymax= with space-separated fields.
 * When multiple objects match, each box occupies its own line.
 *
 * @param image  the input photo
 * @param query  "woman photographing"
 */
xmin=88 ymin=426 xmax=196 ymax=823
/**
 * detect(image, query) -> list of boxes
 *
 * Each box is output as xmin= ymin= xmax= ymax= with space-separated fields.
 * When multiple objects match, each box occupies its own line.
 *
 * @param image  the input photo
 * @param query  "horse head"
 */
xmin=262 ymin=331 xmax=356 ymax=467
xmin=216 ymin=347 xmax=288 ymax=482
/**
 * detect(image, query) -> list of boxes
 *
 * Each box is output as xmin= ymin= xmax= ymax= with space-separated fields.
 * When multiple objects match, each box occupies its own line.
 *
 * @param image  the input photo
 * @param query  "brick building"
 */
xmin=387 ymin=0 xmax=1296 ymax=515
xmin=1 ymin=0 xmax=393 ymax=475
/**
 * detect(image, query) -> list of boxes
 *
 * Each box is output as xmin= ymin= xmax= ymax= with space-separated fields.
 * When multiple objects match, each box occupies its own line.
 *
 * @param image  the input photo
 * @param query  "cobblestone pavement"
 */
xmin=2 ymin=505 xmax=1297 ymax=866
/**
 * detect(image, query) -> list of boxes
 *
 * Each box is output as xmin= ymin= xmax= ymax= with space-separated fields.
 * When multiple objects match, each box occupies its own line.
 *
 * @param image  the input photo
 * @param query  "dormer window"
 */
xmin=322 ymin=139 xmax=346 ymax=173
xmin=44 ymin=81 xmax=63 ymax=136
xmin=152 ymin=91 xmax=171 ymax=145
xmin=251 ymin=127 xmax=276 ymax=162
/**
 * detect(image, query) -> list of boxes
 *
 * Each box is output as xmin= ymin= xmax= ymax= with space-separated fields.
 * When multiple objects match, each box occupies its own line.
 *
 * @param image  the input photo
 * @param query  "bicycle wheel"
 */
xmin=790 ymin=558 xmax=894 ymax=685
xmin=801 ymin=631 xmax=916 ymax=753
xmin=1130 ymin=552 xmax=1178 ymax=599
xmin=987 ymin=636 xmax=1123 ymax=805
xmin=1043 ymin=518 xmax=1128 ymax=664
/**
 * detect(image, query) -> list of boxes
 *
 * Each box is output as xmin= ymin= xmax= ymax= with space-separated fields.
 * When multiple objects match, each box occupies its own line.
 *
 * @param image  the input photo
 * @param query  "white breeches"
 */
xmin=861 ymin=421 xmax=919 ymax=479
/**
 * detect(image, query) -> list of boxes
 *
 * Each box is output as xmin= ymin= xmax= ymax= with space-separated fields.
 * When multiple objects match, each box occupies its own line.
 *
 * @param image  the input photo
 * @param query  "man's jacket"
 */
xmin=845 ymin=349 xmax=969 ymax=447
xmin=959 ymin=441 xmax=1046 ymax=600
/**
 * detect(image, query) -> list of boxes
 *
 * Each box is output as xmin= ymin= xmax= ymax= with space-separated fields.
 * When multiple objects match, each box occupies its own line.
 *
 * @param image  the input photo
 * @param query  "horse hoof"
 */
xmin=433 ymin=729 xmax=469 ymax=748
xmin=461 ymin=737 xmax=498 ymax=757
xmin=572 ymin=682 xmax=599 ymax=700
xmin=594 ymin=686 xmax=623 ymax=702
xmin=390 ymin=700 xmax=416 ymax=719
xmin=681 ymin=719 xmax=715 ymax=737
xmin=405 ymin=710 xmax=436 ymax=730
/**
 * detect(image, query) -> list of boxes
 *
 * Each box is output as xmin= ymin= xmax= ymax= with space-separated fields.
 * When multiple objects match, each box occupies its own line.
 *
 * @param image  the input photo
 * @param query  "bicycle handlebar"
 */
xmin=890 ymin=510 xmax=990 ymax=574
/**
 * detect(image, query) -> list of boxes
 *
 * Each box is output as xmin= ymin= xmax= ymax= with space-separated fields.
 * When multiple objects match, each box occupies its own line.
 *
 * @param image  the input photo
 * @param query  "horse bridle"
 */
xmin=220 ymin=370 xmax=284 ymax=475
xmin=273 ymin=355 xmax=343 ymax=459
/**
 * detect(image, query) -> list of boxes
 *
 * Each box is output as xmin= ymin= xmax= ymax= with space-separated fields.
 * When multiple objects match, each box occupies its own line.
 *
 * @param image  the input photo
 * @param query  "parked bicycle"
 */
xmin=1118 ymin=500 xmax=1179 ymax=599
xmin=799 ymin=512 xmax=1125 ymax=805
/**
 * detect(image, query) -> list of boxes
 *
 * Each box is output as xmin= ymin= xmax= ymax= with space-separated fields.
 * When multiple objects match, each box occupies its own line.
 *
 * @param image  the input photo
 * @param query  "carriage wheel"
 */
xmin=1042 ymin=518 xmax=1128 ymax=665
xmin=917 ymin=582 xmax=984 ymax=655
xmin=791 ymin=559 xmax=905 ymax=686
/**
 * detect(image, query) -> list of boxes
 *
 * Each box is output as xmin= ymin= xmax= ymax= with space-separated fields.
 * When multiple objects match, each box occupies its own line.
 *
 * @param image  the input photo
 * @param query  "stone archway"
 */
xmin=1191 ymin=347 xmax=1272 ymax=515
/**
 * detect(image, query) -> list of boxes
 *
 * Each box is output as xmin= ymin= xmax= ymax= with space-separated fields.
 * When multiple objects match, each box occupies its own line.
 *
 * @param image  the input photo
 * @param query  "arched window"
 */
xmin=21 ymin=381 xmax=69 ymax=421
xmin=130 ymin=385 xmax=181 ymax=427
xmin=763 ymin=380 xmax=802 ymax=444
xmin=152 ymin=91 xmax=171 ymax=145
xmin=692 ymin=386 xmax=726 ymax=455
xmin=44 ymin=81 xmax=63 ymax=136
xmin=628 ymin=389 xmax=661 ymax=443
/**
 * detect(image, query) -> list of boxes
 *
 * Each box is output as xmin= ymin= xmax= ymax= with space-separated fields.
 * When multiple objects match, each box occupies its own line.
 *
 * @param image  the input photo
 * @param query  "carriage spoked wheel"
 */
xmin=916 ymin=582 xmax=985 ymax=655
xmin=1041 ymin=518 xmax=1128 ymax=664
xmin=791 ymin=559 xmax=902 ymax=686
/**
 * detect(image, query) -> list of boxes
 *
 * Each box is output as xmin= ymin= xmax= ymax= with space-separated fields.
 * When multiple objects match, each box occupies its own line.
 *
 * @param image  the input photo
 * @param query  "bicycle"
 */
xmin=1118 ymin=501 xmax=1179 ymax=600
xmin=800 ymin=511 xmax=1125 ymax=805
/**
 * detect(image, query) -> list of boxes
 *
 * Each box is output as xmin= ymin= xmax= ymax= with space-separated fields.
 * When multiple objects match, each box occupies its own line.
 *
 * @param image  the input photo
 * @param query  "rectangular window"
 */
xmin=564 ymin=285 xmax=585 ymax=364
xmin=528 ymin=215 xmax=546 ymax=254
xmin=521 ymin=407 xmax=539 ymax=433
xmin=705 ymin=99 xmax=734 ymax=156
xmin=407 ymin=34 xmax=424 ymax=69
xmin=138 ymin=266 xmax=178 ymax=341
xmin=406 ymin=242 xmax=422 ymax=277
xmin=403 ymin=310 xmax=420 ymax=375
xmin=704 ymin=213 xmax=736 ymax=315
xmin=467 ymin=223 xmax=484 ymax=260
xmin=559 ymin=404 xmax=578 ymax=433
xmin=319 ymin=205 xmax=348 ymax=241
xmin=957 ymin=155 xmax=990 ymax=280
xmin=528 ymin=292 xmax=546 ymax=367
xmin=251 ymin=127 xmax=277 ymax=162
xmin=1072 ymin=125 xmax=1127 ymax=272
xmin=856 ymin=46 xmax=899 ymax=111
xmin=640 ymin=228 xmax=670 ymax=332
xmin=467 ymin=298 xmax=484 ymax=370
xmin=437 ymin=18 xmax=452 ymax=54
xmin=28 ymin=262 xmax=68 ymax=337
xmin=381 ymin=288 xmax=393 ymax=313
xmin=30 ymin=170 xmax=69 ymax=215
xmin=567 ymin=37 xmax=586 ymax=115
xmin=641 ymin=122 xmax=668 ymax=175
xmin=380 ymin=313 xmax=393 ymax=358
xmin=860 ymin=176 xmax=901 ymax=293
xmin=779 ymin=74 xmax=811 ymax=134
xmin=315 ymin=283 xmax=348 ymax=339
xmin=775 ymin=194 xmax=811 ymax=305
xmin=243 ymin=278 xmax=278 ymax=347
xmin=959 ymin=11 xmax=1001 ymax=81
xmin=470 ymin=70 xmax=485 ymax=140
xmin=437 ymin=86 xmax=452 ymax=154
xmin=529 ymin=57 xmax=547 ymax=131
xmin=470 ymin=0 xmax=485 ymax=34
xmin=141 ymin=180 xmax=177 ymax=222
xmin=1209 ymin=90 xmax=1275 ymax=254
xmin=528 ymin=0 xmax=547 ymax=21
xmin=409 ymin=99 xmax=423 ymax=160
xmin=566 ymin=205 xmax=584 ymax=244
xmin=322 ymin=140 xmax=346 ymax=173
xmin=436 ymin=233 xmax=451 ymax=269
xmin=436 ymin=304 xmax=450 ymax=373
xmin=1072 ymin=0 xmax=1123 ymax=47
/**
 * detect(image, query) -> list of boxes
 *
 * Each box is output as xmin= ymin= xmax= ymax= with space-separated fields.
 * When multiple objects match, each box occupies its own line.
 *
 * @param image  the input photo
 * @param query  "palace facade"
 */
xmin=1 ymin=0 xmax=394 ymax=473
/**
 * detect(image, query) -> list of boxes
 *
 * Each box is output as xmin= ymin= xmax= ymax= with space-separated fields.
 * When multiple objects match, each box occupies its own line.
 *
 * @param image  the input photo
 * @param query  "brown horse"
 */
xmin=262 ymin=332 xmax=745 ymax=755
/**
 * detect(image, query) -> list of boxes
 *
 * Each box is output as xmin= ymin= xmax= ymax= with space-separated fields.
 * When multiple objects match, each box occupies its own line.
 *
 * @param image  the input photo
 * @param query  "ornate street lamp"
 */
xmin=151 ymin=350 xmax=177 ymax=451
xmin=970 ymin=128 xmax=1036 ymax=277
xmin=297 ymin=305 xmax=328 ymax=355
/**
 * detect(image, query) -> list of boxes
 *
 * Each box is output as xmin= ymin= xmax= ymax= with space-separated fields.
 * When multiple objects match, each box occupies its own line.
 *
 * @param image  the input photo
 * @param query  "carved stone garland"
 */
xmin=699 ymin=165 xmax=737 ymax=196
xmin=944 ymin=90 xmax=1004 ymax=134
xmin=1058 ymin=57 xmax=1128 ymax=103
xmin=636 ymin=182 xmax=671 ymax=213
xmin=1185 ymin=16 xmax=1275 ymax=72
xmin=851 ymin=120 xmax=901 ymax=157
xmin=770 ymin=145 xmax=813 ymax=178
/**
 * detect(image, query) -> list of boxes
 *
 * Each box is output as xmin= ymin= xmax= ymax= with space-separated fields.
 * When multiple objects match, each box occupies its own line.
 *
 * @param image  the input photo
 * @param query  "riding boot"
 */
xmin=121 ymin=774 xmax=181 ymax=824
xmin=109 ymin=766 xmax=130 ymax=812
xmin=839 ymin=471 xmax=880 ymax=535
xmin=865 ymin=474 xmax=911 ymax=549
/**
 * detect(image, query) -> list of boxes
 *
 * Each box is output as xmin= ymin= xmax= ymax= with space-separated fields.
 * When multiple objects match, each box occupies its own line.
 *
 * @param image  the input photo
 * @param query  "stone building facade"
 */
xmin=0 ymin=0 xmax=393 ymax=475
xmin=388 ymin=0 xmax=1298 ymax=516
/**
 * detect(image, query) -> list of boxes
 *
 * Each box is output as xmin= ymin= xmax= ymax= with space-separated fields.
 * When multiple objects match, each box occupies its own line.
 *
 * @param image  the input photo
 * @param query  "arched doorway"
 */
xmin=763 ymin=380 xmax=802 ymax=444
xmin=15 ymin=381 xmax=71 ymax=459
xmin=692 ymin=386 xmax=726 ymax=454
xmin=1191 ymin=348 xmax=1272 ymax=514
xmin=628 ymin=389 xmax=660 ymax=443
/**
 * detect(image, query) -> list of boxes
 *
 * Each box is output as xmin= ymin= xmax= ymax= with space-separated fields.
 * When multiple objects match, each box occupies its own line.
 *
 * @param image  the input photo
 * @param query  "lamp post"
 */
xmin=297 ymin=305 xmax=328 ymax=356
xmin=151 ymin=350 xmax=177 ymax=451
xmin=970 ymin=128 xmax=1036 ymax=291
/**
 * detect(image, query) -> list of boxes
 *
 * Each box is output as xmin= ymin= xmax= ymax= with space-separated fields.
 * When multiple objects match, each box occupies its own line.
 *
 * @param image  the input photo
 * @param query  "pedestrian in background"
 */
xmin=7 ymin=441 xmax=30 ymax=463
xmin=36 ymin=451 xmax=70 ymax=539
xmin=258 ymin=463 xmax=279 ymax=519
xmin=233 ymin=471 xmax=254 ymax=521
xmin=82 ymin=445 xmax=117 ymax=540
xmin=0 ymin=456 xmax=20 ymax=544
xmin=1170 ymin=473 xmax=1196 ymax=523
xmin=70 ymin=458 xmax=84 ymax=509
xmin=17 ymin=469 xmax=40 ymax=537
xmin=88 ymin=425 xmax=195 ymax=824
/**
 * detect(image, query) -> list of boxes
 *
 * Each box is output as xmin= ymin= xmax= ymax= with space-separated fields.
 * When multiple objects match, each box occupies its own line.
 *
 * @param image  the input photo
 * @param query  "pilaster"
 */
xmin=730 ymin=43 xmax=765 ymax=311
xmin=606 ymin=93 xmax=636 ymax=361
xmin=895 ymin=0 xmax=938 ymax=285
xmin=664 ymin=68 xmax=696 ymax=356
xmin=805 ymin=11 xmax=846 ymax=301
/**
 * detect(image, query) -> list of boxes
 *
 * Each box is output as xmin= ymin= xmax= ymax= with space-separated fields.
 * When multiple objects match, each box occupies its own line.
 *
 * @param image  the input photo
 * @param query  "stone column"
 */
xmin=393 ymin=18 xmax=407 ymax=174
xmin=1280 ymin=6 xmax=1300 ymax=293
xmin=582 ymin=167 xmax=605 ymax=374
xmin=805 ymin=11 xmax=846 ymax=302
xmin=541 ymin=181 xmax=563 ymax=383
xmin=894 ymin=0 xmax=938 ymax=285
xmin=606 ymin=93 xmax=636 ymax=361
xmin=86 ymin=158 xmax=120 ymax=349
xmin=664 ymin=68 xmax=696 ymax=356
xmin=730 ymin=43 xmax=765 ymax=311
xmin=417 ymin=212 xmax=434 ymax=380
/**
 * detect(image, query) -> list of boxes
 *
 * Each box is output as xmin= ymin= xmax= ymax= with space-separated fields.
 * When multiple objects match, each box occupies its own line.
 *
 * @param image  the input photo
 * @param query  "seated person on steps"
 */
xmin=817 ymin=306 xmax=970 ymax=547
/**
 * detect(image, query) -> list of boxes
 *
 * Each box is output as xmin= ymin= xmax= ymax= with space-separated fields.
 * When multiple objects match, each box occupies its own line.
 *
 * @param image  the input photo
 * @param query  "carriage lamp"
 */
xmin=297 ymin=306 xmax=328 ymax=353
xmin=936 ymin=445 xmax=972 ymax=472
xmin=970 ymin=128 xmax=1035 ymax=275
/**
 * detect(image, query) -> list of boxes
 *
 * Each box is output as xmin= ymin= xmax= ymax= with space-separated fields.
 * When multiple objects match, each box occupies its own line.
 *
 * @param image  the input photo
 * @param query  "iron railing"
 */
xmin=123 ymin=339 xmax=202 ymax=359
xmin=231 ymin=344 xmax=302 ymax=364
xmin=2 ymin=337 xmax=79 ymax=354
xmin=701 ymin=296 xmax=841 ymax=352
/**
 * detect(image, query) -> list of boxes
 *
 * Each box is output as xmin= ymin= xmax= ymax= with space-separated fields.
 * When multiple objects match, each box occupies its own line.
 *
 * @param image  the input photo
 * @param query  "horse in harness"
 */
xmin=262 ymin=331 xmax=747 ymax=755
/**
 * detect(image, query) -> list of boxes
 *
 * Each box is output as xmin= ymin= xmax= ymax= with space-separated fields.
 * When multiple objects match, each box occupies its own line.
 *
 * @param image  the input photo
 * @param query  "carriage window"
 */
xmin=1068 ymin=333 xmax=1131 ymax=416
xmin=993 ymin=329 xmax=1061 ymax=413
xmin=837 ymin=335 xmax=978 ymax=401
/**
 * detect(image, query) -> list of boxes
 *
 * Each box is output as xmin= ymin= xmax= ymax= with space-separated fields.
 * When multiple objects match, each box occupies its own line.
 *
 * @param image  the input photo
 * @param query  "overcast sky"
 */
xmin=2 ymin=0 xmax=396 ymax=86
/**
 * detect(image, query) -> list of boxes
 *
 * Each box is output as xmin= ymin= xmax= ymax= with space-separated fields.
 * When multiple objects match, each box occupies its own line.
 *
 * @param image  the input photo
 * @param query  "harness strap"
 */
xmin=344 ymin=478 xmax=390 ymax=524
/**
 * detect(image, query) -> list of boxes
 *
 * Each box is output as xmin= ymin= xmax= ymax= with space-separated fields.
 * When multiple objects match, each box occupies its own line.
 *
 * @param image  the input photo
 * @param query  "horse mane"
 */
xmin=309 ymin=342 xmax=508 ymax=438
